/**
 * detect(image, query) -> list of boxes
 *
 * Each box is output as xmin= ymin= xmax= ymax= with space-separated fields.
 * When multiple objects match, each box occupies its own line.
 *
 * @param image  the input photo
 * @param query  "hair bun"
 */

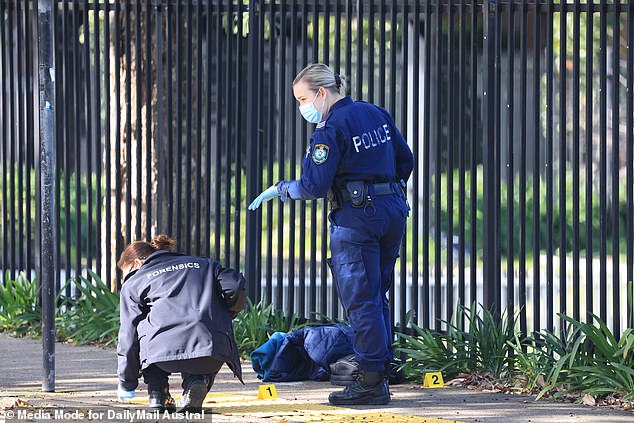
xmin=334 ymin=73 xmax=341 ymax=88
xmin=150 ymin=234 xmax=176 ymax=251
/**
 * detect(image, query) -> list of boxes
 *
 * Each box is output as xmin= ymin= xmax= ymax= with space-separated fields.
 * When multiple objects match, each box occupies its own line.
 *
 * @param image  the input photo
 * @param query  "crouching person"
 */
xmin=116 ymin=234 xmax=245 ymax=412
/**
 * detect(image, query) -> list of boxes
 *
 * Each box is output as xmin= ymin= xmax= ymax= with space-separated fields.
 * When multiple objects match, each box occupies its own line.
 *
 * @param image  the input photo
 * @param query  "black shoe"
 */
xmin=328 ymin=370 xmax=390 ymax=406
xmin=148 ymin=388 xmax=176 ymax=413
xmin=177 ymin=378 xmax=209 ymax=413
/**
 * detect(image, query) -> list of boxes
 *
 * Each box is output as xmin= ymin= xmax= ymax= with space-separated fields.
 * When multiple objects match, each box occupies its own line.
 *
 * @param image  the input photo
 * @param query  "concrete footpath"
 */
xmin=1 ymin=333 xmax=633 ymax=423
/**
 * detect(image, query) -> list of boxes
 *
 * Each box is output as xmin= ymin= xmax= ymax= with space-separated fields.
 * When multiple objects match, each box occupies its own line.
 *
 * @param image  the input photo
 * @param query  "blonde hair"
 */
xmin=117 ymin=234 xmax=176 ymax=271
xmin=293 ymin=63 xmax=347 ymax=95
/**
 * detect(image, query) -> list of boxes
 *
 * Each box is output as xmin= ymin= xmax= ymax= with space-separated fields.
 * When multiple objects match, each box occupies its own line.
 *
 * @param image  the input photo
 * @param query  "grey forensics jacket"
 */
xmin=117 ymin=250 xmax=246 ymax=390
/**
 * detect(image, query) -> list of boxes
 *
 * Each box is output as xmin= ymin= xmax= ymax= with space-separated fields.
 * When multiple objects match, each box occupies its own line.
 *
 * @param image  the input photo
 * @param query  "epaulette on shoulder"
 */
xmin=316 ymin=120 xmax=326 ymax=129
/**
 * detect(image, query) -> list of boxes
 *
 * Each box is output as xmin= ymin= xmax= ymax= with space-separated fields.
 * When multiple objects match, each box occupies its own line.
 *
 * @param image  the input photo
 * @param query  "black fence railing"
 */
xmin=1 ymin=0 xmax=633 ymax=337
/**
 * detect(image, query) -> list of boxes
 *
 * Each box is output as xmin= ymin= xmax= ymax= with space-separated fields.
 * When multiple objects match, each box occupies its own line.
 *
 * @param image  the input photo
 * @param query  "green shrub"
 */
xmin=56 ymin=270 xmax=120 ymax=346
xmin=395 ymin=321 xmax=459 ymax=381
xmin=0 ymin=272 xmax=41 ymax=337
xmin=559 ymin=314 xmax=634 ymax=403
xmin=232 ymin=298 xmax=310 ymax=359
xmin=396 ymin=304 xmax=517 ymax=381
xmin=506 ymin=313 xmax=634 ymax=404
xmin=509 ymin=322 xmax=583 ymax=394
xmin=450 ymin=304 xmax=517 ymax=378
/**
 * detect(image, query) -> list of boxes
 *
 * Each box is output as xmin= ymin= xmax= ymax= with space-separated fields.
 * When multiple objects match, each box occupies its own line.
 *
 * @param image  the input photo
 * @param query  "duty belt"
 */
xmin=340 ymin=181 xmax=399 ymax=202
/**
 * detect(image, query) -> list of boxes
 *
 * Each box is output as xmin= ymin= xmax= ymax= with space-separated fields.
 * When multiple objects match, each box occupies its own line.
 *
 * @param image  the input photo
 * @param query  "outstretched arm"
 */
xmin=117 ymin=287 xmax=145 ymax=391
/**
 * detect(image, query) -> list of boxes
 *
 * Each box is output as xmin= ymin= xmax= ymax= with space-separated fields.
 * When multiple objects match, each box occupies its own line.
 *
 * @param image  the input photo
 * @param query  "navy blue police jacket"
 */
xmin=284 ymin=96 xmax=414 ymax=200
xmin=117 ymin=250 xmax=246 ymax=390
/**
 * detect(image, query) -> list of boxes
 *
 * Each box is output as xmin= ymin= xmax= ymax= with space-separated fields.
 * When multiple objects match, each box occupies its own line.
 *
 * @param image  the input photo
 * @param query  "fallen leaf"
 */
xmin=582 ymin=394 xmax=596 ymax=406
xmin=8 ymin=399 xmax=30 ymax=409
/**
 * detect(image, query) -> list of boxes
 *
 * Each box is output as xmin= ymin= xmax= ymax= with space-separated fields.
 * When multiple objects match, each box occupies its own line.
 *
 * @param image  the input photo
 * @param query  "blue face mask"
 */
xmin=299 ymin=90 xmax=325 ymax=124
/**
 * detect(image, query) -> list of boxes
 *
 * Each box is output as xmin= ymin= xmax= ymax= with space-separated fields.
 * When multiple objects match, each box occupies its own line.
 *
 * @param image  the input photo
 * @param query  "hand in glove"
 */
xmin=248 ymin=185 xmax=280 ymax=210
xmin=117 ymin=385 xmax=135 ymax=403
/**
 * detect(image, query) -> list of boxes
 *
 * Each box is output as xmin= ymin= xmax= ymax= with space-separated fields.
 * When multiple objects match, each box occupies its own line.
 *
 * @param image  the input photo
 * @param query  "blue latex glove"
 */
xmin=117 ymin=385 xmax=135 ymax=403
xmin=248 ymin=185 xmax=280 ymax=210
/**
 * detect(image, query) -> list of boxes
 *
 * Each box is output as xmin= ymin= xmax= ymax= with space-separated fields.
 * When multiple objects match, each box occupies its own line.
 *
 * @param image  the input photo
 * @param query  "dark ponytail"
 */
xmin=149 ymin=234 xmax=176 ymax=251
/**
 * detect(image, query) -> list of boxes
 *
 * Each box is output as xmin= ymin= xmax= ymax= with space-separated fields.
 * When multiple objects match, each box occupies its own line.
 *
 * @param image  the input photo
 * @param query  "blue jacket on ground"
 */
xmin=249 ymin=332 xmax=289 ymax=382
xmin=250 ymin=324 xmax=355 ymax=382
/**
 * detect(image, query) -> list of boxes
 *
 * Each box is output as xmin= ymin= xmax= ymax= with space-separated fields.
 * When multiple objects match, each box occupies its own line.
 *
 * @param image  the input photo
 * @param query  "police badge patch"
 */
xmin=312 ymin=144 xmax=329 ymax=164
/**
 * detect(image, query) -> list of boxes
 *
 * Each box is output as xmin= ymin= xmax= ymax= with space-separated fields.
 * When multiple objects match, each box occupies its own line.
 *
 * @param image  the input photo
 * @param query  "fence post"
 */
xmin=36 ymin=0 xmax=56 ymax=392
xmin=482 ymin=0 xmax=500 ymax=319
xmin=245 ymin=0 xmax=261 ymax=303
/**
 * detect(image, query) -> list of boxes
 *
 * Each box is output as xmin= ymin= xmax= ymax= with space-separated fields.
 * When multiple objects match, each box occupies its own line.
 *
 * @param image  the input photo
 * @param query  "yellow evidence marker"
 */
xmin=423 ymin=371 xmax=445 ymax=388
xmin=257 ymin=384 xmax=278 ymax=399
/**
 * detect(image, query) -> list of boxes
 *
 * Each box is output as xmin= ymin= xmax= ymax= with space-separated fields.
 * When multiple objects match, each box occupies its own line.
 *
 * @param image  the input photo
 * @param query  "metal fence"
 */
xmin=1 ymin=0 xmax=633 ymax=336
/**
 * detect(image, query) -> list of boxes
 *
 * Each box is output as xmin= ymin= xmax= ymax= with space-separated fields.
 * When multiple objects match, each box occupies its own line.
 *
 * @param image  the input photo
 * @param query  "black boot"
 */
xmin=330 ymin=354 xmax=359 ymax=386
xmin=330 ymin=355 xmax=405 ymax=386
xmin=177 ymin=375 xmax=210 ymax=413
xmin=148 ymin=387 xmax=176 ymax=412
xmin=328 ymin=370 xmax=390 ymax=405
xmin=387 ymin=358 xmax=406 ymax=385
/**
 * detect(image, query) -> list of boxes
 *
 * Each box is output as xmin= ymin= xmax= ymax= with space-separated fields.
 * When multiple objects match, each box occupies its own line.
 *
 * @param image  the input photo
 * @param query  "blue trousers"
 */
xmin=327 ymin=194 xmax=408 ymax=373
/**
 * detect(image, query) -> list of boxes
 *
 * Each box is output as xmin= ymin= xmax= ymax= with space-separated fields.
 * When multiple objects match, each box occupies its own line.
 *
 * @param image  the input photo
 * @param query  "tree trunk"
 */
xmin=102 ymin=9 xmax=160 ymax=291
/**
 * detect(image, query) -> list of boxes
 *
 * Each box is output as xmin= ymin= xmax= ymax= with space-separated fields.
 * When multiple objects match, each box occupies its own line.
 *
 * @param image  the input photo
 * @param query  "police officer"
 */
xmin=116 ymin=234 xmax=246 ymax=412
xmin=249 ymin=63 xmax=414 ymax=405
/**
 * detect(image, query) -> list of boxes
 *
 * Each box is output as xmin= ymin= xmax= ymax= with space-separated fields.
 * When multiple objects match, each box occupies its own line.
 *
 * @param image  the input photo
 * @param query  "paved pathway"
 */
xmin=1 ymin=334 xmax=633 ymax=422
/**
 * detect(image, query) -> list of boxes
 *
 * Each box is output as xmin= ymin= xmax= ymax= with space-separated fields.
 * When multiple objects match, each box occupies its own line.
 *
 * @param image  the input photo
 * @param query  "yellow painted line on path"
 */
xmin=129 ymin=392 xmax=463 ymax=423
